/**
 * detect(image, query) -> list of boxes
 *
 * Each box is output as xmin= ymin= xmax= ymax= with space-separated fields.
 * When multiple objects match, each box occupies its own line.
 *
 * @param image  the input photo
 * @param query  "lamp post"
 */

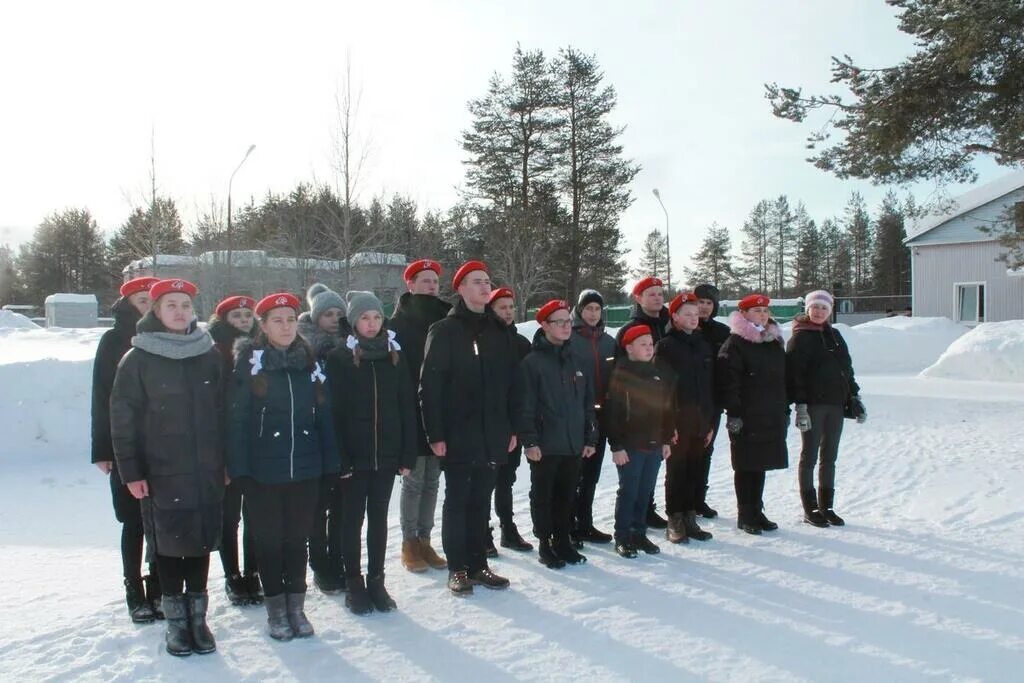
xmin=652 ymin=188 xmax=671 ymax=294
xmin=226 ymin=144 xmax=256 ymax=291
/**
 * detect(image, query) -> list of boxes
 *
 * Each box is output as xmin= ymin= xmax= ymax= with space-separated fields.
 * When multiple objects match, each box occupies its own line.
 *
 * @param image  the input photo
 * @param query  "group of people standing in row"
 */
xmin=91 ymin=258 xmax=865 ymax=657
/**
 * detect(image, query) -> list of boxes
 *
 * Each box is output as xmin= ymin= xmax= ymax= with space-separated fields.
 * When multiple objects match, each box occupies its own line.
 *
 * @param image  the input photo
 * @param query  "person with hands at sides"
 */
xmin=718 ymin=294 xmax=790 ymax=536
xmin=110 ymin=279 xmax=224 ymax=657
xmin=228 ymin=292 xmax=341 ymax=642
xmin=514 ymin=299 xmax=597 ymax=569
xmin=603 ymin=325 xmax=675 ymax=559
xmin=419 ymin=261 xmax=519 ymax=596
xmin=326 ymin=291 xmax=417 ymax=616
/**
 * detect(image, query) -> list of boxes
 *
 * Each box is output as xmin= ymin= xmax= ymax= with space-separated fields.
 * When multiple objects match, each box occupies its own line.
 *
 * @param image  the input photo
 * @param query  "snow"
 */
xmin=841 ymin=316 xmax=968 ymax=374
xmin=2 ymin=323 xmax=1024 ymax=681
xmin=921 ymin=320 xmax=1024 ymax=383
xmin=0 ymin=309 xmax=40 ymax=329
xmin=44 ymin=293 xmax=99 ymax=305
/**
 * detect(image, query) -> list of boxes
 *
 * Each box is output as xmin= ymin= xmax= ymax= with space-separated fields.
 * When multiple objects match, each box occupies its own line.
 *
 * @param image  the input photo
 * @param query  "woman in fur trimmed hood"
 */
xmin=716 ymin=293 xmax=789 ymax=535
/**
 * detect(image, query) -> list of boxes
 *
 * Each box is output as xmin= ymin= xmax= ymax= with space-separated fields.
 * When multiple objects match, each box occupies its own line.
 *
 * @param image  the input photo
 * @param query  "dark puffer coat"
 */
xmin=389 ymin=292 xmax=452 ymax=457
xmin=209 ymin=316 xmax=253 ymax=376
xmin=91 ymin=297 xmax=141 ymax=465
xmin=603 ymin=358 xmax=675 ymax=453
xmin=110 ymin=315 xmax=225 ymax=558
xmin=655 ymin=327 xmax=715 ymax=437
xmin=325 ymin=331 xmax=417 ymax=473
xmin=419 ymin=298 xmax=519 ymax=466
xmin=228 ymin=337 xmax=342 ymax=484
xmin=614 ymin=304 xmax=670 ymax=359
xmin=514 ymin=330 xmax=596 ymax=457
xmin=786 ymin=315 xmax=860 ymax=406
xmin=717 ymin=312 xmax=789 ymax=472
xmin=568 ymin=314 xmax=616 ymax=409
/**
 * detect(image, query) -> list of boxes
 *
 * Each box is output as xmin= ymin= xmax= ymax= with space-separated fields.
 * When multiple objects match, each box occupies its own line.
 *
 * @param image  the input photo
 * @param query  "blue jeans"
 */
xmin=614 ymin=448 xmax=663 ymax=542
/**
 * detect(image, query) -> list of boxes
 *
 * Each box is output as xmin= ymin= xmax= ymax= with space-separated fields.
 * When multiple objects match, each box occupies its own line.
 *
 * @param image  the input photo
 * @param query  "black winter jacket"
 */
xmin=298 ymin=312 xmax=351 ymax=363
xmin=209 ymin=317 xmax=252 ymax=376
xmin=786 ymin=315 xmax=860 ymax=406
xmin=326 ymin=331 xmax=418 ymax=473
xmin=603 ymin=358 xmax=675 ymax=453
xmin=389 ymin=292 xmax=452 ymax=457
xmin=655 ymin=328 xmax=715 ymax=437
xmin=614 ymin=304 xmax=670 ymax=359
xmin=419 ymin=298 xmax=519 ymax=466
xmin=228 ymin=337 xmax=341 ymax=484
xmin=514 ymin=330 xmax=596 ymax=457
xmin=717 ymin=313 xmax=789 ymax=472
xmin=110 ymin=316 xmax=225 ymax=558
xmin=91 ymin=297 xmax=140 ymax=464
xmin=568 ymin=318 xmax=616 ymax=408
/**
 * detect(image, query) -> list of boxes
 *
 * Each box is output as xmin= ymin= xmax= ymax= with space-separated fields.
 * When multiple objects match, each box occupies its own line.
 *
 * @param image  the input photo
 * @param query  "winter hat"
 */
xmin=255 ymin=292 xmax=301 ymax=317
xmin=346 ymin=290 xmax=384 ymax=328
xmin=308 ymin=284 xmax=346 ymax=325
xmin=804 ymin=289 xmax=834 ymax=312
xmin=621 ymin=324 xmax=653 ymax=348
xmin=693 ymin=284 xmax=720 ymax=303
xmin=576 ymin=289 xmax=604 ymax=311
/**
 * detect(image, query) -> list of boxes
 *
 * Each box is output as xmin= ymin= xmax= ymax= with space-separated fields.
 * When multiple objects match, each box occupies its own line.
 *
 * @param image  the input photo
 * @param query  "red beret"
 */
xmin=632 ymin=276 xmax=664 ymax=298
xmin=488 ymin=287 xmax=515 ymax=305
xmin=149 ymin=278 xmax=198 ymax=301
xmin=119 ymin=276 xmax=160 ymax=298
xmin=404 ymin=259 xmax=442 ymax=282
xmin=621 ymin=324 xmax=653 ymax=348
xmin=668 ymin=292 xmax=698 ymax=316
xmin=738 ymin=293 xmax=771 ymax=311
xmin=536 ymin=299 xmax=570 ymax=323
xmin=452 ymin=260 xmax=488 ymax=289
xmin=255 ymin=292 xmax=301 ymax=317
xmin=214 ymin=295 xmax=255 ymax=317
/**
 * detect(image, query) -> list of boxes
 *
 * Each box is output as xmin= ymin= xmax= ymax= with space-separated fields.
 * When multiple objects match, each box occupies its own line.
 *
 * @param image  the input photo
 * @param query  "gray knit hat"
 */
xmin=307 ymin=283 xmax=346 ymax=325
xmin=345 ymin=290 xmax=384 ymax=328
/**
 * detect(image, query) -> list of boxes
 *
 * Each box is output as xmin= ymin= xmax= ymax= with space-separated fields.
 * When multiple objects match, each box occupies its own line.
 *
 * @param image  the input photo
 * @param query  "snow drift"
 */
xmin=841 ymin=317 xmax=967 ymax=374
xmin=921 ymin=320 xmax=1024 ymax=383
xmin=0 ymin=309 xmax=40 ymax=329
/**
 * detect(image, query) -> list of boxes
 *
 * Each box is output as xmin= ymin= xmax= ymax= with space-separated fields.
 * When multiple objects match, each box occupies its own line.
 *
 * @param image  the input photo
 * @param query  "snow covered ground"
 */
xmin=1 ymin=320 xmax=1022 ymax=682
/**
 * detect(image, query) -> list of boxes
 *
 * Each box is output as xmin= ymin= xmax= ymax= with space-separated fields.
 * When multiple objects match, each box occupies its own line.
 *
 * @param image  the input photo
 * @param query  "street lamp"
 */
xmin=226 ymin=143 xmax=256 ymax=291
xmin=652 ymin=188 xmax=671 ymax=294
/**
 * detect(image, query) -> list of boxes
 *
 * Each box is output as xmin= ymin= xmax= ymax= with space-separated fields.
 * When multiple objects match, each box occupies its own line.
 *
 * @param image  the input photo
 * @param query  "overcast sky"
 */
xmin=0 ymin=0 xmax=1007 ymax=280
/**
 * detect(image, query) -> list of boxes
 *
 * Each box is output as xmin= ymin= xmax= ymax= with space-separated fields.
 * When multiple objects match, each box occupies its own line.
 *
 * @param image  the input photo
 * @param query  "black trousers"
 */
xmin=734 ymin=470 xmax=767 ymax=508
xmin=529 ymin=455 xmax=582 ymax=540
xmin=110 ymin=468 xmax=157 ymax=583
xmin=246 ymin=477 xmax=320 ymax=597
xmin=665 ymin=434 xmax=705 ymax=514
xmin=341 ymin=470 xmax=396 ymax=578
xmin=493 ymin=449 xmax=522 ymax=526
xmin=698 ymin=412 xmax=723 ymax=505
xmin=573 ymin=433 xmax=607 ymax=529
xmin=442 ymin=462 xmax=498 ymax=573
xmin=798 ymin=404 xmax=845 ymax=491
xmin=219 ymin=478 xmax=257 ymax=577
xmin=156 ymin=554 xmax=210 ymax=596
xmin=309 ymin=478 xmax=344 ymax=576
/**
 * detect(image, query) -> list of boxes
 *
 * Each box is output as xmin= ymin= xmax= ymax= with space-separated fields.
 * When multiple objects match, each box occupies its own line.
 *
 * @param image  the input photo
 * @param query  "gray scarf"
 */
xmin=132 ymin=312 xmax=214 ymax=359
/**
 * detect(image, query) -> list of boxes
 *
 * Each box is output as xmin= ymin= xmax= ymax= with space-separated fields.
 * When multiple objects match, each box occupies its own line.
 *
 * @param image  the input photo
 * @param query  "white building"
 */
xmin=905 ymin=171 xmax=1024 ymax=324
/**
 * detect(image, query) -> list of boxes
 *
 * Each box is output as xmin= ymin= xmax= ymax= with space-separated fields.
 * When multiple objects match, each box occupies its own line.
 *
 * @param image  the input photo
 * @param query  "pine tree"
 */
xmin=107 ymin=197 xmax=186 ymax=276
xmin=0 ymin=244 xmax=21 ymax=304
xmin=684 ymin=223 xmax=737 ymax=294
xmin=19 ymin=209 xmax=108 ymax=305
xmin=793 ymin=208 xmax=822 ymax=294
xmin=844 ymin=191 xmax=873 ymax=294
xmin=634 ymin=229 xmax=668 ymax=283
xmin=767 ymin=195 xmax=797 ymax=296
xmin=872 ymin=190 xmax=911 ymax=295
xmin=739 ymin=200 xmax=772 ymax=293
xmin=819 ymin=217 xmax=852 ymax=295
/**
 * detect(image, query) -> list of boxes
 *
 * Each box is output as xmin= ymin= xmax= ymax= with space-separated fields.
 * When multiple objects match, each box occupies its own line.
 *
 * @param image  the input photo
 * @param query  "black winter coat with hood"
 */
xmin=209 ymin=317 xmax=254 ymax=377
xmin=614 ymin=304 xmax=671 ymax=360
xmin=110 ymin=312 xmax=225 ymax=558
xmin=389 ymin=292 xmax=452 ymax=457
xmin=514 ymin=330 xmax=597 ymax=457
xmin=603 ymin=358 xmax=675 ymax=453
xmin=655 ymin=327 xmax=716 ymax=437
xmin=568 ymin=306 xmax=617 ymax=409
xmin=786 ymin=315 xmax=860 ymax=407
xmin=419 ymin=298 xmax=519 ymax=466
xmin=92 ymin=297 xmax=141 ymax=465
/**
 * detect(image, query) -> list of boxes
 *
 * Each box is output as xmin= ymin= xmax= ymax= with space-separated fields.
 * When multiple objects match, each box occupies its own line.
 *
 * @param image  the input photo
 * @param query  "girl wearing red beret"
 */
xmin=110 ymin=280 xmax=225 ymax=656
xmin=717 ymin=294 xmax=789 ymax=535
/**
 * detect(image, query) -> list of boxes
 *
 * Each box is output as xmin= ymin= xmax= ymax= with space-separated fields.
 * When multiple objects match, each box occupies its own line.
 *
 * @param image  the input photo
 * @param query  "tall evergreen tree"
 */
xmin=844 ymin=191 xmax=873 ymax=294
xmin=19 ymin=209 xmax=108 ymax=305
xmin=740 ymin=200 xmax=772 ymax=293
xmin=684 ymin=222 xmax=738 ymax=294
xmin=793 ymin=208 xmax=822 ymax=294
xmin=819 ymin=217 xmax=852 ymax=295
xmin=0 ymin=244 xmax=21 ymax=305
xmin=767 ymin=195 xmax=797 ymax=296
xmin=107 ymin=197 xmax=186 ymax=276
xmin=634 ymin=229 xmax=668 ymax=283
xmin=872 ymin=190 xmax=911 ymax=295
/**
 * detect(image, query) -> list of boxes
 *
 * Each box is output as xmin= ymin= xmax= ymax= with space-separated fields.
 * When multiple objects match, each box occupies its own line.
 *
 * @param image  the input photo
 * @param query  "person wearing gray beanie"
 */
xmin=345 ymin=291 xmax=384 ymax=331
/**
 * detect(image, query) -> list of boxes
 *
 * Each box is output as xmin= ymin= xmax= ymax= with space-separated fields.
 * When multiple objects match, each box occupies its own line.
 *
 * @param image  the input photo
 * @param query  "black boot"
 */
xmin=485 ymin=527 xmax=499 ymax=558
xmin=161 ymin=594 xmax=192 ymax=656
xmin=554 ymin=535 xmax=587 ymax=565
xmin=264 ymin=594 xmax=294 ymax=641
xmin=615 ymin=536 xmax=637 ymax=559
xmin=244 ymin=571 xmax=264 ymax=604
xmin=737 ymin=505 xmax=763 ymax=535
xmin=314 ymin=570 xmax=344 ymax=595
xmin=538 ymin=538 xmax=566 ymax=569
xmin=646 ymin=501 xmax=668 ymax=529
xmin=125 ymin=577 xmax=155 ymax=624
xmin=187 ymin=591 xmax=216 ymax=654
xmin=819 ymin=488 xmax=845 ymax=526
xmin=144 ymin=573 xmax=164 ymax=620
xmin=225 ymin=573 xmax=250 ymax=606
xmin=366 ymin=574 xmax=397 ymax=612
xmin=633 ymin=532 xmax=661 ymax=555
xmin=801 ymin=489 xmax=829 ymax=527
xmin=576 ymin=525 xmax=613 ymax=544
xmin=469 ymin=565 xmax=510 ymax=589
xmin=684 ymin=511 xmax=713 ymax=541
xmin=447 ymin=570 xmax=474 ymax=596
xmin=344 ymin=575 xmax=374 ymax=615
xmin=286 ymin=592 xmax=315 ymax=637
xmin=758 ymin=502 xmax=779 ymax=532
xmin=666 ymin=512 xmax=689 ymax=544
xmin=499 ymin=521 xmax=534 ymax=551
xmin=697 ymin=488 xmax=719 ymax=519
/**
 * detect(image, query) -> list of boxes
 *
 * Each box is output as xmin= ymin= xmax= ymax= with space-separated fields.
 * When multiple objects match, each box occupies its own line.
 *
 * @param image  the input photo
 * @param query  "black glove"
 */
xmin=726 ymin=416 xmax=743 ymax=434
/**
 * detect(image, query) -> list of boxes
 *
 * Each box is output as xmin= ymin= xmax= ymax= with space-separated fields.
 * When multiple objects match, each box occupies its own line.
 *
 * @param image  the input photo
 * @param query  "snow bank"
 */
xmin=920 ymin=320 xmax=1024 ymax=383
xmin=0 ymin=327 xmax=106 ymax=365
xmin=0 ymin=310 xmax=40 ymax=329
xmin=844 ymin=316 xmax=967 ymax=374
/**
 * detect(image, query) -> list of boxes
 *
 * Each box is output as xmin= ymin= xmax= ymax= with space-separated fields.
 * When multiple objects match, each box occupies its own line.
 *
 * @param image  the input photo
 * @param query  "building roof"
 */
xmin=905 ymin=170 xmax=1024 ymax=244
xmin=124 ymin=250 xmax=407 ymax=274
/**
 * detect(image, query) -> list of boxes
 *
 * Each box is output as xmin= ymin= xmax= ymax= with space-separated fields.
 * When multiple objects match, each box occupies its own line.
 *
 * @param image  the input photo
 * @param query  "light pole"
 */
xmin=652 ymin=188 xmax=671 ymax=294
xmin=226 ymin=144 xmax=256 ymax=291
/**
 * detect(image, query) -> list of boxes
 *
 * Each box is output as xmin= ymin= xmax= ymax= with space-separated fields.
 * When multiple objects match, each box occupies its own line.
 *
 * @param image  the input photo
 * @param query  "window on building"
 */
xmin=956 ymin=283 xmax=986 ymax=323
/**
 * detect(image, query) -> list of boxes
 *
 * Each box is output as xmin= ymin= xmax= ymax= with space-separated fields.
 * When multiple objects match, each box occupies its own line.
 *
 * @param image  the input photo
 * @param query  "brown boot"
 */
xmin=401 ymin=539 xmax=428 ymax=573
xmin=418 ymin=538 xmax=448 ymax=570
